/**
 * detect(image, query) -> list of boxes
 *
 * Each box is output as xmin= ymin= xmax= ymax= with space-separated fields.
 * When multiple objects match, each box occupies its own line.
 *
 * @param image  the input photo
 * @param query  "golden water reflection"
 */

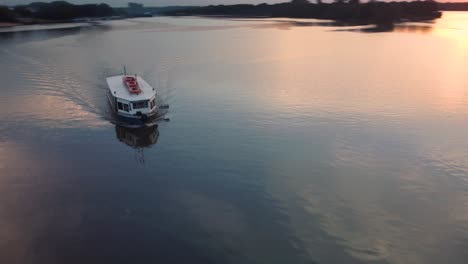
xmin=257 ymin=11 xmax=468 ymax=264
xmin=247 ymin=13 xmax=468 ymax=118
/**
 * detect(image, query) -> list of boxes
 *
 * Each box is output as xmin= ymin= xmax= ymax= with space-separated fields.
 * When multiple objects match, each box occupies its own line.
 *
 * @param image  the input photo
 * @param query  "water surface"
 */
xmin=1 ymin=12 xmax=468 ymax=264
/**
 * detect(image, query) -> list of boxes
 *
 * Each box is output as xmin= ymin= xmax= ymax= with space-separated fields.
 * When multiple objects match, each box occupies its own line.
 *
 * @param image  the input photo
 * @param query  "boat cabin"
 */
xmin=106 ymin=74 xmax=158 ymax=118
xmin=114 ymin=97 xmax=157 ymax=115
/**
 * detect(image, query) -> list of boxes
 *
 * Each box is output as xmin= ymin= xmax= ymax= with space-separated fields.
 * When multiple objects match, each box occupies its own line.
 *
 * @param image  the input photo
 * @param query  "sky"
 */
xmin=0 ymin=0 xmax=286 ymax=7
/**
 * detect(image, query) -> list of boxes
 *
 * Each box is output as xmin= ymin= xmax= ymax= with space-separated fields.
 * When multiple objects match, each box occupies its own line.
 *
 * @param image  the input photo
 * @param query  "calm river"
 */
xmin=1 ymin=12 xmax=468 ymax=264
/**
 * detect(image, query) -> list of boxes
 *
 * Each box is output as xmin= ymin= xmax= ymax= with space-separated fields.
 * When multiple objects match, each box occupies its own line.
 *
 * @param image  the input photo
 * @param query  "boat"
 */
xmin=106 ymin=67 xmax=168 ymax=124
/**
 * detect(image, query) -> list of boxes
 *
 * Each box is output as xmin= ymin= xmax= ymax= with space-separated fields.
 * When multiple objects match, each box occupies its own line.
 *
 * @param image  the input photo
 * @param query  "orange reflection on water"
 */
xmin=393 ymin=24 xmax=434 ymax=34
xmin=429 ymin=12 xmax=468 ymax=113
xmin=2 ymin=93 xmax=107 ymax=128
xmin=249 ymin=12 xmax=468 ymax=118
xmin=0 ymin=141 xmax=41 ymax=264
xmin=432 ymin=12 xmax=468 ymax=52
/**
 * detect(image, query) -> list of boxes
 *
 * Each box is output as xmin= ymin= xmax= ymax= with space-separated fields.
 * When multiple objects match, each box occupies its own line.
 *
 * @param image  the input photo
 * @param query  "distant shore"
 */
xmin=0 ymin=22 xmax=19 ymax=28
xmin=162 ymin=1 xmax=442 ymax=26
xmin=3 ymin=1 xmax=467 ymax=29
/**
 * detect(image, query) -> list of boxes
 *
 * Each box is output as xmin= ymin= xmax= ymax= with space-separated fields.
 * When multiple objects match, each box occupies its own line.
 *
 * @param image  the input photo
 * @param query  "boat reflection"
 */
xmin=115 ymin=124 xmax=159 ymax=163
xmin=115 ymin=124 xmax=159 ymax=148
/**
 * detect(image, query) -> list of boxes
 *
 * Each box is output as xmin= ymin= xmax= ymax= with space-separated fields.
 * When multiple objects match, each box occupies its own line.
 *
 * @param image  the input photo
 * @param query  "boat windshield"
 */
xmin=133 ymin=101 xmax=148 ymax=109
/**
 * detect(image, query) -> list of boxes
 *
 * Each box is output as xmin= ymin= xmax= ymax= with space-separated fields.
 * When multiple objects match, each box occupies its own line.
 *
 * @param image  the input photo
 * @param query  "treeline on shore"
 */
xmin=439 ymin=2 xmax=468 ymax=11
xmin=1 ymin=0 xmax=464 ymax=26
xmin=0 ymin=1 xmax=115 ymax=23
xmin=164 ymin=0 xmax=442 ymax=25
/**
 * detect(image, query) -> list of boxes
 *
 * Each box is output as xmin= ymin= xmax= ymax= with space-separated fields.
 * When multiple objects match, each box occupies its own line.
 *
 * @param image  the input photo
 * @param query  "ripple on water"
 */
xmin=0 ymin=49 xmax=107 ymax=129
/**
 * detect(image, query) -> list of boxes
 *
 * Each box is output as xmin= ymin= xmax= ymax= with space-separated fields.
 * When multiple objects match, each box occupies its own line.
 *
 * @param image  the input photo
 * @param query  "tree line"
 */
xmin=1 ymin=0 xmax=446 ymax=25
xmin=164 ymin=0 xmax=442 ymax=25
xmin=1 ymin=1 xmax=114 ymax=22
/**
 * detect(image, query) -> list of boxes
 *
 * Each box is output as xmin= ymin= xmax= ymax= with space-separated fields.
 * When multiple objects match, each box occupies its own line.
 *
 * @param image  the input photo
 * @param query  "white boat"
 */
xmin=106 ymin=68 xmax=168 ymax=123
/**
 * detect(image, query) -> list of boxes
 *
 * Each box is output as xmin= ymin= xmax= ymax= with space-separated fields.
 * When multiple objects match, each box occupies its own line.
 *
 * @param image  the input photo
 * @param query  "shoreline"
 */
xmin=1 ymin=10 xmax=460 ymax=31
xmin=0 ymin=16 xmax=124 ymax=31
xmin=0 ymin=22 xmax=92 ymax=33
xmin=0 ymin=22 xmax=21 ymax=28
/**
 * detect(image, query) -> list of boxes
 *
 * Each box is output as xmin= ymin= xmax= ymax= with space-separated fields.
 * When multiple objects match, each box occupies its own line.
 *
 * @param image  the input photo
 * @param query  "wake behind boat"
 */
xmin=106 ymin=68 xmax=168 ymax=124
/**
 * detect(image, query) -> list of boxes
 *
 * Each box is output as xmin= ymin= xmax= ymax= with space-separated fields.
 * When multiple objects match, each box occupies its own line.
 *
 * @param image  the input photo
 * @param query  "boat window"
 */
xmin=133 ymin=101 xmax=148 ymax=109
xmin=118 ymin=102 xmax=123 ymax=110
xmin=123 ymin=104 xmax=129 ymax=112
xmin=150 ymin=99 xmax=156 ymax=109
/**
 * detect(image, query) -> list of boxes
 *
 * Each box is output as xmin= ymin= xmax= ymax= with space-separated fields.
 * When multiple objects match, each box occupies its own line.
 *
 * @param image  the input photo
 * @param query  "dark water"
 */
xmin=1 ymin=12 xmax=468 ymax=264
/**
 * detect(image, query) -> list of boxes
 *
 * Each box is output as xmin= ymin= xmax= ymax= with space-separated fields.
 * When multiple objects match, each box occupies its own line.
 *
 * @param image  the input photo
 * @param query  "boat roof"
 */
xmin=107 ymin=75 xmax=156 ymax=102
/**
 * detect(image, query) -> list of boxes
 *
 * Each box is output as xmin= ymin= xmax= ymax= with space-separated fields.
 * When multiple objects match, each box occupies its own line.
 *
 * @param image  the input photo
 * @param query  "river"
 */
xmin=1 ymin=12 xmax=468 ymax=264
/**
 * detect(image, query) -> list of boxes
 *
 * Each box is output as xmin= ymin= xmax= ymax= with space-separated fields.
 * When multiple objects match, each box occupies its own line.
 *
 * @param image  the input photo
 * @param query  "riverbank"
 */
xmin=0 ymin=1 xmax=116 ymax=26
xmin=163 ymin=1 xmax=442 ymax=26
xmin=2 ymin=1 xmax=443 ymax=28
xmin=0 ymin=1 xmax=445 ymax=29
xmin=0 ymin=16 xmax=125 ymax=31
xmin=0 ymin=22 xmax=19 ymax=28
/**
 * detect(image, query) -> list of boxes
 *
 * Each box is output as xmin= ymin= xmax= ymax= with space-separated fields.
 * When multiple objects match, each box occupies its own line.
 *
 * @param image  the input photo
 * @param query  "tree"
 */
xmin=0 ymin=6 xmax=16 ymax=22
xmin=128 ymin=3 xmax=144 ymax=9
xmin=290 ymin=0 xmax=310 ymax=4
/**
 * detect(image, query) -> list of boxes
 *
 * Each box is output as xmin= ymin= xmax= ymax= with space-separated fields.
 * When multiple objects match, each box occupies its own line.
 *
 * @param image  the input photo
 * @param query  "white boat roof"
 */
xmin=106 ymin=75 xmax=156 ymax=101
